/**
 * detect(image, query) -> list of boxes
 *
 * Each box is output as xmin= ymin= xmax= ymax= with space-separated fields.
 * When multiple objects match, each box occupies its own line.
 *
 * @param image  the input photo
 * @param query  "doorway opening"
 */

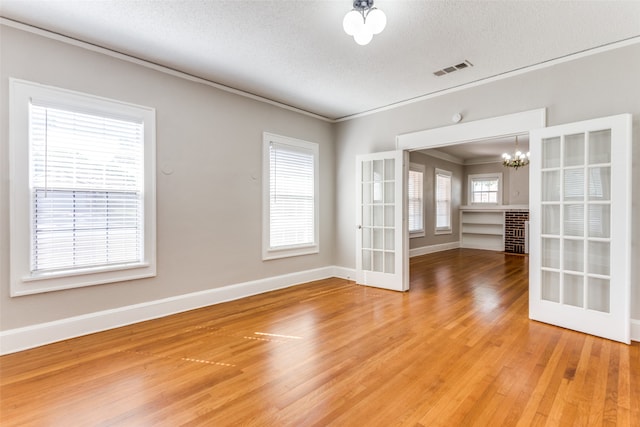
xmin=408 ymin=134 xmax=531 ymax=258
xmin=397 ymin=109 xmax=546 ymax=261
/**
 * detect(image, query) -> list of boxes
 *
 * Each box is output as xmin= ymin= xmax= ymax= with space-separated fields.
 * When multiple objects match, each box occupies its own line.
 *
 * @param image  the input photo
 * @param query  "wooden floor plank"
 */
xmin=1 ymin=249 xmax=639 ymax=426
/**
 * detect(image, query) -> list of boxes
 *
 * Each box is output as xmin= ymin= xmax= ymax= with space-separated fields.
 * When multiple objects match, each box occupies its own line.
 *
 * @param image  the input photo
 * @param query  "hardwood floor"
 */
xmin=1 ymin=249 xmax=639 ymax=426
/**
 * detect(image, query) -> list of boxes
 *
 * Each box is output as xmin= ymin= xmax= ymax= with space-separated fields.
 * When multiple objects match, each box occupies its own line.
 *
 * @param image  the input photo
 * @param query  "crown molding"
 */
xmin=335 ymin=36 xmax=640 ymax=122
xmin=0 ymin=18 xmax=334 ymax=123
xmin=3 ymin=18 xmax=639 ymax=124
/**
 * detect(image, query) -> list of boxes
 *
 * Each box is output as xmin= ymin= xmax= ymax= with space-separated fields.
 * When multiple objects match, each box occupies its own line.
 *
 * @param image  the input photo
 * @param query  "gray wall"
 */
xmin=0 ymin=25 xmax=335 ymax=330
xmin=507 ymin=165 xmax=530 ymax=205
xmin=335 ymin=43 xmax=640 ymax=319
xmin=462 ymin=162 xmax=530 ymax=206
xmin=2 ymin=23 xmax=639 ymax=331
xmin=408 ymin=151 xmax=463 ymax=250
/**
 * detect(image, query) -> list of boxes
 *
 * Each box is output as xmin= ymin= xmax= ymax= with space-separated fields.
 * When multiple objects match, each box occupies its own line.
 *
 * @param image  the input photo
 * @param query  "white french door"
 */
xmin=530 ymin=114 xmax=632 ymax=344
xmin=355 ymin=151 xmax=409 ymax=291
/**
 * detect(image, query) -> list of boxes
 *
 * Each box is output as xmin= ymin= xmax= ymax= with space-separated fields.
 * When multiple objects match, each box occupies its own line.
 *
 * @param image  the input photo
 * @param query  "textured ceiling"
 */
xmin=1 ymin=0 xmax=639 ymax=120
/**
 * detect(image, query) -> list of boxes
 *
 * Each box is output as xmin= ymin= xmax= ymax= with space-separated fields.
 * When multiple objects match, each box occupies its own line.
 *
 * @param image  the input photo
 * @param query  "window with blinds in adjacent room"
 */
xmin=408 ymin=163 xmax=425 ymax=237
xmin=435 ymin=168 xmax=452 ymax=234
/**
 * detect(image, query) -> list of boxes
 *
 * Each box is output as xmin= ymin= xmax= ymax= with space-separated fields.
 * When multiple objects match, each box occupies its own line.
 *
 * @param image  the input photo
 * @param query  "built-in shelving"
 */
xmin=460 ymin=209 xmax=504 ymax=251
xmin=459 ymin=205 xmax=530 ymax=251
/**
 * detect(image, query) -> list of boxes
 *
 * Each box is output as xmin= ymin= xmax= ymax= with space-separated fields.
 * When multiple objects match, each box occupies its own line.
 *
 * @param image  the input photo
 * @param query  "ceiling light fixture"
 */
xmin=343 ymin=0 xmax=386 ymax=46
xmin=502 ymin=135 xmax=530 ymax=169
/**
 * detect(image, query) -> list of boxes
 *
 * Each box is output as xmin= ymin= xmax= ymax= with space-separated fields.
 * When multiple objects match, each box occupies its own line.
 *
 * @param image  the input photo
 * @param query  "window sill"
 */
xmin=12 ymin=262 xmax=156 ymax=297
xmin=410 ymin=231 xmax=425 ymax=239
xmin=435 ymin=229 xmax=452 ymax=235
xmin=263 ymin=244 xmax=319 ymax=261
xmin=460 ymin=204 xmax=529 ymax=210
xmin=24 ymin=262 xmax=150 ymax=282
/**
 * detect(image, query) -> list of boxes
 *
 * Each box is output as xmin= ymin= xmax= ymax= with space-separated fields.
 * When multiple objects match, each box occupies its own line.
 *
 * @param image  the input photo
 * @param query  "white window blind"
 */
xmin=408 ymin=167 xmax=424 ymax=233
xmin=30 ymin=103 xmax=144 ymax=274
xmin=435 ymin=169 xmax=452 ymax=231
xmin=268 ymin=141 xmax=315 ymax=249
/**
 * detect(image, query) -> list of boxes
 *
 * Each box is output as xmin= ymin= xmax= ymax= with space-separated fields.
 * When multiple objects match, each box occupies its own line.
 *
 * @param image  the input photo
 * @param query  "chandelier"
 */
xmin=343 ymin=0 xmax=387 ymax=46
xmin=502 ymin=136 xmax=530 ymax=169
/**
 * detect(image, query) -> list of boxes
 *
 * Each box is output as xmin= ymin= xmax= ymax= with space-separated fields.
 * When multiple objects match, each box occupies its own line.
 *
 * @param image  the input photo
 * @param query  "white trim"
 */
xmin=631 ymin=319 xmax=640 ymax=343
xmin=262 ymin=133 xmax=319 ymax=260
xmin=332 ymin=266 xmax=356 ymax=281
xmin=9 ymin=78 xmax=157 ymax=296
xmin=460 ymin=204 xmax=529 ymax=211
xmin=2 ymin=262 xmax=636 ymax=354
xmin=410 ymin=241 xmax=460 ymax=258
xmin=397 ymin=109 xmax=546 ymax=151
xmin=434 ymin=168 xmax=453 ymax=233
xmin=3 ymin=19 xmax=638 ymax=124
xmin=408 ymin=163 xmax=426 ymax=237
xmin=0 ymin=18 xmax=332 ymax=123
xmin=0 ymin=266 xmax=340 ymax=355
xmin=337 ymin=37 xmax=640 ymax=122
xmin=468 ymin=173 xmax=503 ymax=206
xmin=529 ymin=114 xmax=632 ymax=344
xmin=355 ymin=151 xmax=409 ymax=291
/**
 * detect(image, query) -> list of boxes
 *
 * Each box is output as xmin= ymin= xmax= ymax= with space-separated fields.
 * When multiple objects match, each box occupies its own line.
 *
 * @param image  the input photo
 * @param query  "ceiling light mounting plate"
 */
xmin=353 ymin=0 xmax=375 ymax=11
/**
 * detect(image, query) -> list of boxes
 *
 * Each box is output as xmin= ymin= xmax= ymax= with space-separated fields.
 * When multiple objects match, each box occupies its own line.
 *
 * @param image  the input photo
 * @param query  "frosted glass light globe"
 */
xmin=343 ymin=10 xmax=363 ymax=36
xmin=354 ymin=26 xmax=373 ymax=45
xmin=366 ymin=8 xmax=386 ymax=35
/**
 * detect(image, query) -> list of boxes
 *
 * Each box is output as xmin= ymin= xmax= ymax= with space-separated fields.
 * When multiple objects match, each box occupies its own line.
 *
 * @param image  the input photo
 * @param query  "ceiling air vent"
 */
xmin=433 ymin=60 xmax=473 ymax=77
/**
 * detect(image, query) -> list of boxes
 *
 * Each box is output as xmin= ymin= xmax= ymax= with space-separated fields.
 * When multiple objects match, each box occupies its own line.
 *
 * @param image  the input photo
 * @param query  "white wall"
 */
xmin=0 ymin=25 xmax=335 ymax=331
xmin=335 ymin=42 xmax=640 ymax=320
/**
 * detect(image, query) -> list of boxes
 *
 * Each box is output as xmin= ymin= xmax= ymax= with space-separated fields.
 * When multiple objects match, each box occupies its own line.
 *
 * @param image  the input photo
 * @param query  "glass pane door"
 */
xmin=530 ymin=114 xmax=631 ymax=344
xmin=356 ymin=151 xmax=408 ymax=291
xmin=361 ymin=158 xmax=396 ymax=274
xmin=540 ymin=131 xmax=611 ymax=311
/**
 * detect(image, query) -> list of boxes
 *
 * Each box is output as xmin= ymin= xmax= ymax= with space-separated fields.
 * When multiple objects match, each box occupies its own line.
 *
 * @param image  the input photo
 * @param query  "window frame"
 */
xmin=9 ymin=79 xmax=156 ymax=296
xmin=434 ymin=168 xmax=453 ymax=235
xmin=408 ymin=163 xmax=425 ymax=238
xmin=468 ymin=173 xmax=503 ymax=206
xmin=262 ymin=132 xmax=319 ymax=260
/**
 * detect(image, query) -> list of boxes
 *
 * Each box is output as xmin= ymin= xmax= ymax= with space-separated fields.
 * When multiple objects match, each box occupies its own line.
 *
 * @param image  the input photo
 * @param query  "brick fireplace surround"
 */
xmin=505 ymin=210 xmax=529 ymax=254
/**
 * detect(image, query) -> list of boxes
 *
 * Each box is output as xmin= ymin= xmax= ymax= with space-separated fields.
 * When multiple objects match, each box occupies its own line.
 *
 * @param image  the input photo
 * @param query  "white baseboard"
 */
xmin=332 ymin=266 xmax=356 ymax=281
xmin=409 ymin=241 xmax=460 ymax=258
xmin=0 ymin=266 xmax=338 ymax=355
xmin=3 ymin=264 xmax=637 ymax=354
xmin=632 ymin=319 xmax=640 ymax=343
